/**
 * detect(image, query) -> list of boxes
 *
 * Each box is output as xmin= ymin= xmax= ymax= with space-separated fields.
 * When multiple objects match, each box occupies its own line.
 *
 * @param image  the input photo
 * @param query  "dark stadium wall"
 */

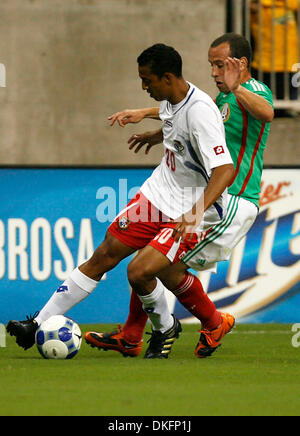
xmin=0 ymin=0 xmax=298 ymax=166
xmin=0 ymin=0 xmax=224 ymax=166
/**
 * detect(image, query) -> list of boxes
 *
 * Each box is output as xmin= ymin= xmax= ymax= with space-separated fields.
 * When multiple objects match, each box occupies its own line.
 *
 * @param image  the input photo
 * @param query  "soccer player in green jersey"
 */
xmin=83 ymin=33 xmax=274 ymax=358
xmin=209 ymin=33 xmax=274 ymax=208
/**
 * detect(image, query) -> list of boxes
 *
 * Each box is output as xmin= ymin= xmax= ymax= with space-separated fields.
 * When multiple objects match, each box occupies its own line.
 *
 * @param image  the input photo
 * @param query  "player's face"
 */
xmin=208 ymin=42 xmax=231 ymax=93
xmin=138 ymin=65 xmax=169 ymax=101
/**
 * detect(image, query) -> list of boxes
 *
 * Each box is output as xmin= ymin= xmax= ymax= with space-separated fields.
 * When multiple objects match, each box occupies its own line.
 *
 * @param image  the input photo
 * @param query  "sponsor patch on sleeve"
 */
xmin=213 ymin=145 xmax=225 ymax=155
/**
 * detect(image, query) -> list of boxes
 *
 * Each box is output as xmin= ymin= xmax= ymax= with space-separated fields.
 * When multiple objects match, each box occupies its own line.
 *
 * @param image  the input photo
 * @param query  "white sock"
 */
xmin=138 ymin=279 xmax=174 ymax=333
xmin=35 ymin=267 xmax=99 ymax=325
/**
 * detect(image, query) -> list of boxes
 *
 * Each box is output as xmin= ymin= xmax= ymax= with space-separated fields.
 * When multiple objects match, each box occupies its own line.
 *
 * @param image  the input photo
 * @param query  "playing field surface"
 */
xmin=0 ymin=323 xmax=299 ymax=416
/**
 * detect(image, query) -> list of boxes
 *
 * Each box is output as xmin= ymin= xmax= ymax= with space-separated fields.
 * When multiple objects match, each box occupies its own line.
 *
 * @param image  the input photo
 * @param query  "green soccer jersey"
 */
xmin=216 ymin=78 xmax=273 ymax=208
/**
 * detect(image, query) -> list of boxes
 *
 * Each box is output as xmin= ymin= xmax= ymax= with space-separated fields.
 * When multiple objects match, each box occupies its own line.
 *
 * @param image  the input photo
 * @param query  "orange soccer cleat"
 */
xmin=194 ymin=312 xmax=235 ymax=358
xmin=84 ymin=325 xmax=143 ymax=357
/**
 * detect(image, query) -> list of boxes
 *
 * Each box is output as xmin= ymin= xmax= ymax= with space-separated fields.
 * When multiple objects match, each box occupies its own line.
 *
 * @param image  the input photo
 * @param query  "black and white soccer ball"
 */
xmin=35 ymin=315 xmax=82 ymax=359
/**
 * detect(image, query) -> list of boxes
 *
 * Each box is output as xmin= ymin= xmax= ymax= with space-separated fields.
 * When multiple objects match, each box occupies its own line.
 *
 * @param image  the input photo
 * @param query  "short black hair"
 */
xmin=137 ymin=43 xmax=182 ymax=78
xmin=210 ymin=33 xmax=252 ymax=68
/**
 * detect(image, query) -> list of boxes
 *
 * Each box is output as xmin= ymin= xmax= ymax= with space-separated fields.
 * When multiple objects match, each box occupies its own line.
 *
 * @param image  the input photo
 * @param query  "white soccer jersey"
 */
xmin=140 ymin=82 xmax=233 ymax=226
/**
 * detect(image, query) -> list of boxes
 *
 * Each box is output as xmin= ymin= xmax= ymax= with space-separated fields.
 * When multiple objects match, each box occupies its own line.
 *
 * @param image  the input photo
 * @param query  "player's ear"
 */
xmin=162 ymin=72 xmax=173 ymax=84
xmin=240 ymin=57 xmax=248 ymax=71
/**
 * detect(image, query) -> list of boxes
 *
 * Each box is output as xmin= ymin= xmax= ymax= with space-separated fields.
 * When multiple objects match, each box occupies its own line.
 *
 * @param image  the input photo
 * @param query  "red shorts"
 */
xmin=108 ymin=191 xmax=198 ymax=264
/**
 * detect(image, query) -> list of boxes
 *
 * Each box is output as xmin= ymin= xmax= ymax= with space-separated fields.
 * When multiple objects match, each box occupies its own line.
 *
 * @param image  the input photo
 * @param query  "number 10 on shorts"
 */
xmin=154 ymin=228 xmax=174 ymax=244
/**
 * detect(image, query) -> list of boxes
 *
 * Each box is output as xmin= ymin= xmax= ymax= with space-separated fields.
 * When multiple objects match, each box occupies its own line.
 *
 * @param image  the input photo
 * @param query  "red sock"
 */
xmin=174 ymin=273 xmax=221 ymax=331
xmin=122 ymin=290 xmax=148 ymax=344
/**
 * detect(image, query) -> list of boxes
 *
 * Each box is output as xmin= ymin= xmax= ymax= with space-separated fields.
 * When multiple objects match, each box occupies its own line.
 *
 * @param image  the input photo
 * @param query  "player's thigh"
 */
xmin=108 ymin=191 xmax=161 ymax=251
xmin=81 ymin=230 xmax=135 ymax=274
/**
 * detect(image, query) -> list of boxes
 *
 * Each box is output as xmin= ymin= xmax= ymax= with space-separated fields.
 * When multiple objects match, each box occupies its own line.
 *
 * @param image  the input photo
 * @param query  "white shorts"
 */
xmin=182 ymin=195 xmax=258 ymax=272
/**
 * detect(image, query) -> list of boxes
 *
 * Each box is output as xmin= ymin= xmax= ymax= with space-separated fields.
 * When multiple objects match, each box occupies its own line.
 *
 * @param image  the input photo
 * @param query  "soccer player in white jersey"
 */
xmin=7 ymin=44 xmax=235 ymax=359
xmin=94 ymin=34 xmax=273 ymax=359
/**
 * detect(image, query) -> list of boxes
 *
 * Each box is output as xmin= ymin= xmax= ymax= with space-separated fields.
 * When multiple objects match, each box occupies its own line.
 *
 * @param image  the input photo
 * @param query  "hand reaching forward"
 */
xmin=128 ymin=129 xmax=163 ymax=155
xmin=108 ymin=109 xmax=146 ymax=127
xmin=108 ymin=107 xmax=160 ymax=127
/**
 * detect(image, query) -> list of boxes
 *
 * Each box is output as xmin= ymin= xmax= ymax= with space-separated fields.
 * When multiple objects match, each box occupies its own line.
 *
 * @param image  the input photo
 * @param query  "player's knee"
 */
xmin=127 ymin=261 xmax=153 ymax=288
xmin=127 ymin=262 xmax=143 ymax=287
xmin=88 ymin=247 xmax=116 ymax=272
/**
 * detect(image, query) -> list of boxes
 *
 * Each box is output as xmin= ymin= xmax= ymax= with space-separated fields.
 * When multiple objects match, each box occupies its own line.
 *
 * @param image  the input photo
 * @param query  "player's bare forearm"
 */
xmin=143 ymin=107 xmax=160 ymax=119
xmin=108 ymin=107 xmax=160 ymax=127
xmin=173 ymin=163 xmax=234 ymax=241
xmin=190 ymin=164 xmax=235 ymax=222
xmin=202 ymin=163 xmax=235 ymax=211
xmin=232 ymin=86 xmax=274 ymax=123
xmin=129 ymin=107 xmax=160 ymax=120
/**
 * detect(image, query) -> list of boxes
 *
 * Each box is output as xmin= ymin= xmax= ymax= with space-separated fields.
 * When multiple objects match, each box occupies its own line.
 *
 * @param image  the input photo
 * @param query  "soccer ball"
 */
xmin=35 ymin=315 xmax=82 ymax=359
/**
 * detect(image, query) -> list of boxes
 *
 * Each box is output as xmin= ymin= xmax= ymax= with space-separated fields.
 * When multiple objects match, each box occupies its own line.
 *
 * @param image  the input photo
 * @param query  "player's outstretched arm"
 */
xmin=128 ymin=128 xmax=163 ymax=155
xmin=108 ymin=107 xmax=160 ymax=127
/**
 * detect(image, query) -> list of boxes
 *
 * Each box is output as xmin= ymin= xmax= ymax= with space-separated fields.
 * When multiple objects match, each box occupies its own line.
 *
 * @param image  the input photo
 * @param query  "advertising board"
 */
xmin=0 ymin=167 xmax=299 ymax=324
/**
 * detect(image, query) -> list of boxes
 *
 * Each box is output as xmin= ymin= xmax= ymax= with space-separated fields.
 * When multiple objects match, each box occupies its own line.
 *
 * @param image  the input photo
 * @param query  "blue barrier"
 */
xmin=0 ymin=167 xmax=299 ymax=324
xmin=0 ymin=168 xmax=151 ymax=324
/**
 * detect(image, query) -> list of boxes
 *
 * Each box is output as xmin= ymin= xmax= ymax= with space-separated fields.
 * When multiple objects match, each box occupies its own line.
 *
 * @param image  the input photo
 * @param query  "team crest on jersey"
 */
xmin=220 ymin=103 xmax=230 ymax=122
xmin=118 ymin=216 xmax=130 ymax=230
xmin=173 ymin=140 xmax=185 ymax=155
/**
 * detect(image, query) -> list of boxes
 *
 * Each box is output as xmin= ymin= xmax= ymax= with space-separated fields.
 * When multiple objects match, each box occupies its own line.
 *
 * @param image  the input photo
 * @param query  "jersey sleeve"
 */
xmin=187 ymin=101 xmax=233 ymax=172
xmin=159 ymin=100 xmax=168 ymax=120
xmin=246 ymin=80 xmax=274 ymax=108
